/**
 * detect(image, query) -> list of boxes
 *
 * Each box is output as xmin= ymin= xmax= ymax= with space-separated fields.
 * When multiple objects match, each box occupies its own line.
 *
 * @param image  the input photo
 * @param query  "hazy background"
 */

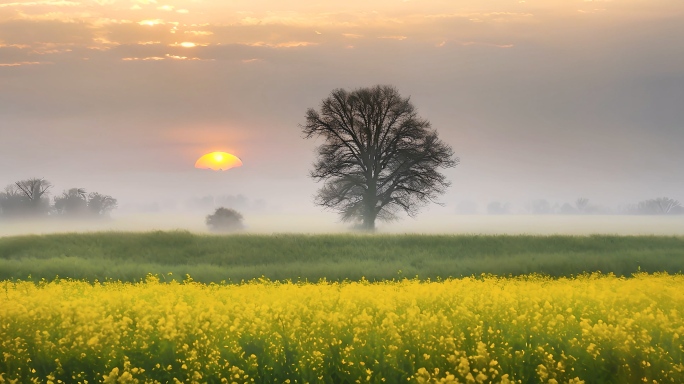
xmin=1 ymin=0 xmax=683 ymax=234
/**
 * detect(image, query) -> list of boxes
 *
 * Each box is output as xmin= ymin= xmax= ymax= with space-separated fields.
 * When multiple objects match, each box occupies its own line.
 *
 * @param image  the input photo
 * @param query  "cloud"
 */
xmin=164 ymin=53 xmax=206 ymax=60
xmin=138 ymin=19 xmax=165 ymax=26
xmin=121 ymin=56 xmax=163 ymax=60
xmin=452 ymin=41 xmax=515 ymax=48
xmin=0 ymin=60 xmax=47 ymax=66
xmin=184 ymin=30 xmax=212 ymax=36
xmin=0 ymin=43 xmax=30 ymax=48
xmin=244 ymin=41 xmax=317 ymax=48
xmin=0 ymin=1 xmax=79 ymax=8
xmin=0 ymin=19 xmax=93 ymax=45
xmin=0 ymin=1 xmax=632 ymax=64
xmin=104 ymin=22 xmax=174 ymax=45
xmin=377 ymin=35 xmax=407 ymax=40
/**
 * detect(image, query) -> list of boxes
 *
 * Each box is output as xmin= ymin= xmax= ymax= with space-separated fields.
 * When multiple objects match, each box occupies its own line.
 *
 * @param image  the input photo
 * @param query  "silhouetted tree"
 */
xmin=53 ymin=188 xmax=88 ymax=217
xmin=302 ymin=85 xmax=458 ymax=231
xmin=206 ymin=207 xmax=244 ymax=232
xmin=15 ymin=178 xmax=52 ymax=205
xmin=87 ymin=192 xmax=118 ymax=217
xmin=653 ymin=197 xmax=681 ymax=214
xmin=0 ymin=185 xmax=25 ymax=218
xmin=635 ymin=197 xmax=681 ymax=215
xmin=0 ymin=178 xmax=52 ymax=217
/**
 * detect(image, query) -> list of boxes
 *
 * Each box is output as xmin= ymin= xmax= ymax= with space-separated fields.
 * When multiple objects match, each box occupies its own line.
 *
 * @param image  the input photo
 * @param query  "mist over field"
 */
xmin=2 ymin=212 xmax=683 ymax=238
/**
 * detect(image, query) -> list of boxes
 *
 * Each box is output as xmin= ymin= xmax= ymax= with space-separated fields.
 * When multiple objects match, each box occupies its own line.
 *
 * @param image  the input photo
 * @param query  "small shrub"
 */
xmin=206 ymin=207 xmax=244 ymax=232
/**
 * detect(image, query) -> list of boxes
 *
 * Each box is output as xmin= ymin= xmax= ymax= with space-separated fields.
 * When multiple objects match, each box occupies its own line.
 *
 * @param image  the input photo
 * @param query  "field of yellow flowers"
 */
xmin=1 ymin=273 xmax=683 ymax=384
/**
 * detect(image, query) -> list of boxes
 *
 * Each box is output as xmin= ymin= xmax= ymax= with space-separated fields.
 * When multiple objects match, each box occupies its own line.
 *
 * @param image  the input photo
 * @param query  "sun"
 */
xmin=195 ymin=151 xmax=243 ymax=171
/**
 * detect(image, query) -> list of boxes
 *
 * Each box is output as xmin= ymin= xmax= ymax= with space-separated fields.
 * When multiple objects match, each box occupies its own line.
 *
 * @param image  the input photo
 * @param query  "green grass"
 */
xmin=0 ymin=231 xmax=683 ymax=283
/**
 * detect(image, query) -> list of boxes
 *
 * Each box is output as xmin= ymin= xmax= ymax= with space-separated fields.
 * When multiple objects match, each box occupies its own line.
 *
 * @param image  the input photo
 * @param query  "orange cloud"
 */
xmin=0 ymin=1 xmax=79 ymax=7
xmin=0 ymin=61 xmax=47 ymax=66
xmin=245 ymin=41 xmax=317 ymax=48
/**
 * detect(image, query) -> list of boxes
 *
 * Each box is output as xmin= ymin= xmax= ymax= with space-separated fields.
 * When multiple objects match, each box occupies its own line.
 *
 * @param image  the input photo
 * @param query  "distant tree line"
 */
xmin=0 ymin=178 xmax=117 ymax=220
xmin=483 ymin=197 xmax=683 ymax=215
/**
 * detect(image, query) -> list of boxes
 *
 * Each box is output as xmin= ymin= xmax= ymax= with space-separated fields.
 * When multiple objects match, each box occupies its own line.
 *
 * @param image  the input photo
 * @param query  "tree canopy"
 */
xmin=206 ymin=207 xmax=244 ymax=232
xmin=302 ymin=85 xmax=458 ymax=230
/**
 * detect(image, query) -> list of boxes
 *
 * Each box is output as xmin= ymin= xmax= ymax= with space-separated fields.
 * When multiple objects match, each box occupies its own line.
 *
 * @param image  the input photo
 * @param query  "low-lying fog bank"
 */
xmin=1 ymin=214 xmax=683 ymax=237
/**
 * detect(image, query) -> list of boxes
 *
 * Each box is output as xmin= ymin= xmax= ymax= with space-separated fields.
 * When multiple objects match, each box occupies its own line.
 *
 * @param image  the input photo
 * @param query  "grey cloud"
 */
xmin=0 ymin=45 xmax=33 ymax=62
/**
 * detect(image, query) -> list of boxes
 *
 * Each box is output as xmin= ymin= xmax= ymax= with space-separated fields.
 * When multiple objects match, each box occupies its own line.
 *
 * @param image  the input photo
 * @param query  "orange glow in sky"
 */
xmin=194 ymin=152 xmax=243 ymax=171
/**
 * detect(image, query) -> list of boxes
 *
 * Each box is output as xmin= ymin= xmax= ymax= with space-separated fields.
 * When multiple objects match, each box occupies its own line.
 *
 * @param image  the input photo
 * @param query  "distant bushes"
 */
xmin=483 ymin=197 xmax=682 ymax=215
xmin=206 ymin=207 xmax=244 ymax=232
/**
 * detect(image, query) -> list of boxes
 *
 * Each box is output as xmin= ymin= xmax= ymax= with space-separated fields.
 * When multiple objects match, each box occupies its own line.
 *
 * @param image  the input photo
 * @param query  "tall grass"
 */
xmin=0 ymin=231 xmax=682 ymax=283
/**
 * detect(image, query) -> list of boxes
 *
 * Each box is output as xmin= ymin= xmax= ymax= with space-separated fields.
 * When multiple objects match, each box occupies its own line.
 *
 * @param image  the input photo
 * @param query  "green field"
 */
xmin=1 ymin=231 xmax=683 ymax=283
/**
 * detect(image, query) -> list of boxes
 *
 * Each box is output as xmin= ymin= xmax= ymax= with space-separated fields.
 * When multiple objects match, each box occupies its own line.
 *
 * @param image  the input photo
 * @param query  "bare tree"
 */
xmin=8 ymin=178 xmax=52 ymax=216
xmin=15 ymin=178 xmax=51 ymax=203
xmin=630 ymin=197 xmax=682 ymax=215
xmin=302 ymin=85 xmax=458 ymax=231
xmin=654 ymin=197 xmax=681 ymax=214
xmin=648 ymin=197 xmax=681 ymax=215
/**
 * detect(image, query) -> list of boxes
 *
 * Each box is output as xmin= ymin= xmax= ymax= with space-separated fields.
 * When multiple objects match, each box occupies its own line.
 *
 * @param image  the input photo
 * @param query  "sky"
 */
xmin=1 ymin=0 xmax=683 ymax=221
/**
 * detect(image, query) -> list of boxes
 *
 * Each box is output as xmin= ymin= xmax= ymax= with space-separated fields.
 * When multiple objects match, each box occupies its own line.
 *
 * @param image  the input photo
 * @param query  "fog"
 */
xmin=2 ymin=174 xmax=683 ymax=237
xmin=2 ymin=212 xmax=684 ymax=238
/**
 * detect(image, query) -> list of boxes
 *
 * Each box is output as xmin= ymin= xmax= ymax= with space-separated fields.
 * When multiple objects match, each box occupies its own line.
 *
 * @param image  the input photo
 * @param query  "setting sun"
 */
xmin=194 ymin=151 xmax=242 ymax=171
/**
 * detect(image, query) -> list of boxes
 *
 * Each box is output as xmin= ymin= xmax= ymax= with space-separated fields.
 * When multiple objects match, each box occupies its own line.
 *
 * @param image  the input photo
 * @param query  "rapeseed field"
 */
xmin=1 ymin=273 xmax=683 ymax=383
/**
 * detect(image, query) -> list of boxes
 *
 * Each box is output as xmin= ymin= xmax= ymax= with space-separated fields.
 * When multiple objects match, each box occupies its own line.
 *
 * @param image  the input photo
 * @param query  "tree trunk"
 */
xmin=363 ymin=181 xmax=378 ymax=232
xmin=362 ymin=212 xmax=376 ymax=232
